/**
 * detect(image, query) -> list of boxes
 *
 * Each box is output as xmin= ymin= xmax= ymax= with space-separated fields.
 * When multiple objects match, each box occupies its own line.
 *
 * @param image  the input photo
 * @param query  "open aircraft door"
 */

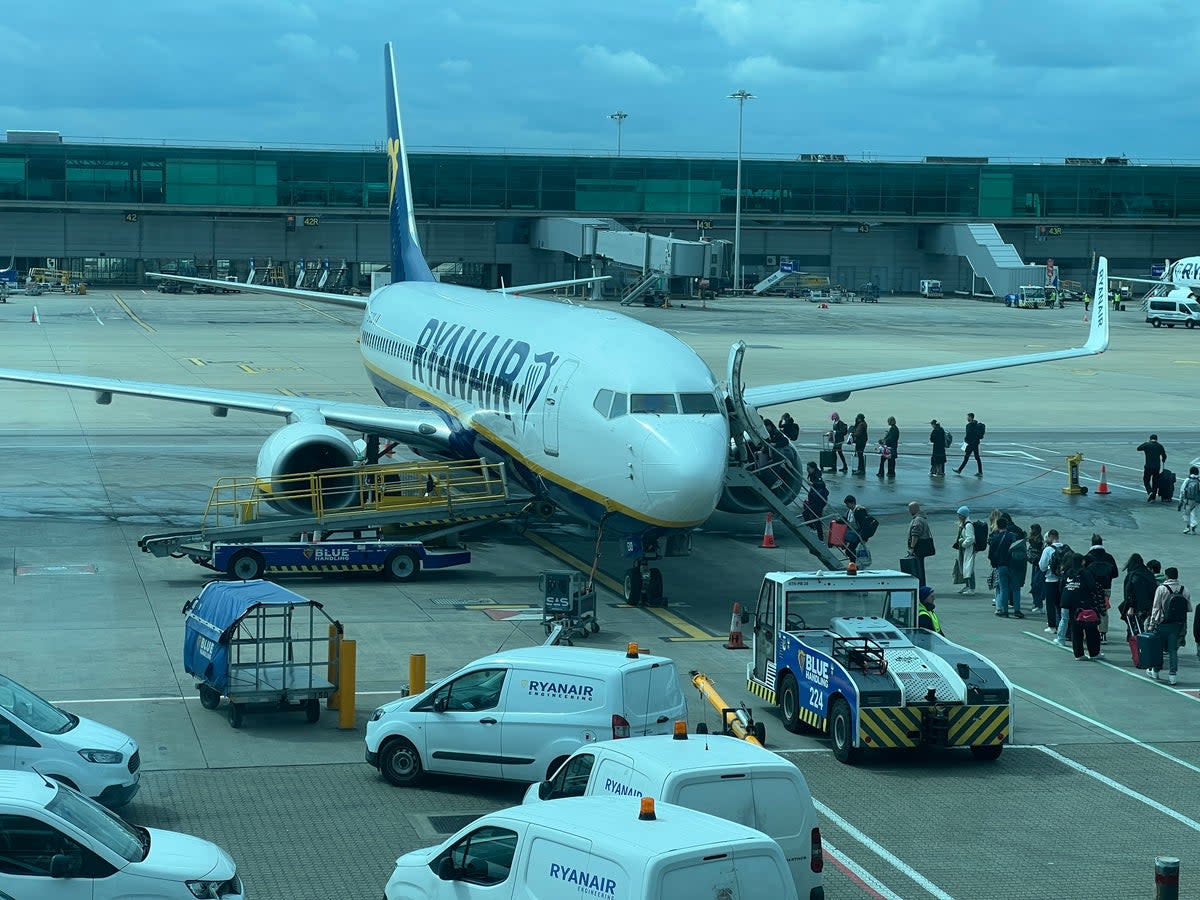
xmin=542 ymin=360 xmax=579 ymax=457
xmin=725 ymin=341 xmax=770 ymax=454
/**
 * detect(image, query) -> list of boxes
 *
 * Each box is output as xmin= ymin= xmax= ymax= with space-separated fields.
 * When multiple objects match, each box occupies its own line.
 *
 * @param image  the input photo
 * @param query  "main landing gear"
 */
xmin=624 ymin=557 xmax=665 ymax=607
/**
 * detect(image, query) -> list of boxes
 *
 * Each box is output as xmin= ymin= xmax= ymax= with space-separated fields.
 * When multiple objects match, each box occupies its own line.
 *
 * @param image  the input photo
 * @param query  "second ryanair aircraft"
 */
xmin=0 ymin=44 xmax=1110 ymax=603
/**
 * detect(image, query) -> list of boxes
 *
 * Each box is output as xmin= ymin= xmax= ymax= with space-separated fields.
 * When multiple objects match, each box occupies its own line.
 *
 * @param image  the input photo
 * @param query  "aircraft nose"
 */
xmin=640 ymin=417 xmax=729 ymax=525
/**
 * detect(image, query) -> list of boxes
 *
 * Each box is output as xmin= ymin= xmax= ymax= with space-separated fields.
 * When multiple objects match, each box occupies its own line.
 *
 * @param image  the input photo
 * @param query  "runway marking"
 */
xmin=1007 ymin=444 xmax=1144 ymax=474
xmin=814 ymin=799 xmax=954 ymax=899
xmin=823 ymin=840 xmax=904 ymax=900
xmin=1034 ymin=745 xmax=1200 ymax=833
xmin=112 ymin=294 xmax=156 ymax=333
xmin=297 ymin=300 xmax=355 ymax=325
xmin=188 ymin=358 xmax=207 ymax=366
xmin=1023 ymin=631 xmax=1200 ymax=704
xmin=1016 ymin=462 xmax=1140 ymax=493
xmin=277 ymin=387 xmax=300 ymax=397
xmin=987 ymin=449 xmax=1042 ymax=460
xmin=1013 ymin=684 xmax=1200 ymax=775
xmin=88 ymin=306 xmax=104 ymax=325
xmin=523 ymin=531 xmax=722 ymax=641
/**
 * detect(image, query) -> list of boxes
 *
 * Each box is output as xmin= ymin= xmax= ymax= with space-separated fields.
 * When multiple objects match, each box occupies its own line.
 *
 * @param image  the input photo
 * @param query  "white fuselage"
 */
xmin=358 ymin=282 xmax=729 ymax=533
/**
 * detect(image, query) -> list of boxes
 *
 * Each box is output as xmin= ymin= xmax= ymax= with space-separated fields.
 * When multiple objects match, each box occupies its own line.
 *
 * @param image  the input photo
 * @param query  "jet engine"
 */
xmin=256 ymin=422 xmax=360 ymax=515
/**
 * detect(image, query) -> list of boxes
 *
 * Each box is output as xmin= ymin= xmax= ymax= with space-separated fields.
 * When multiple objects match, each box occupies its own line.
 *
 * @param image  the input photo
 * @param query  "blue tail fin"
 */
xmin=384 ymin=43 xmax=434 ymax=284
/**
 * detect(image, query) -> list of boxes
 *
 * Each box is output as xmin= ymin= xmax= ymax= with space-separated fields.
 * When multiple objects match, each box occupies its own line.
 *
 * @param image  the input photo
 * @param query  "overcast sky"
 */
xmin=3 ymin=1 xmax=1195 ymax=161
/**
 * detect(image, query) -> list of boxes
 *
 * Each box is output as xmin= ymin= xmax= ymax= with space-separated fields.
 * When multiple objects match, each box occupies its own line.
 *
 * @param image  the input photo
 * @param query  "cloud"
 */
xmin=439 ymin=58 xmax=473 ymax=76
xmin=730 ymin=55 xmax=800 ymax=84
xmin=579 ymin=45 xmax=672 ymax=83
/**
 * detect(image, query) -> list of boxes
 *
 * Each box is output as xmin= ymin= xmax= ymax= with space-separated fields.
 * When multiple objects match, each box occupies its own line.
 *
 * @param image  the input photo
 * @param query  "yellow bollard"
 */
xmin=409 ymin=653 xmax=426 ymax=695
xmin=1063 ymin=452 xmax=1086 ymax=495
xmin=337 ymin=640 xmax=356 ymax=730
xmin=327 ymin=624 xmax=342 ymax=709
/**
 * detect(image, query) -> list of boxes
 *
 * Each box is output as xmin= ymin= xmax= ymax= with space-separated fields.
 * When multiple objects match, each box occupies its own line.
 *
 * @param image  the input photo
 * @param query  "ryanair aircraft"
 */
xmin=0 ymin=45 xmax=1110 ymax=604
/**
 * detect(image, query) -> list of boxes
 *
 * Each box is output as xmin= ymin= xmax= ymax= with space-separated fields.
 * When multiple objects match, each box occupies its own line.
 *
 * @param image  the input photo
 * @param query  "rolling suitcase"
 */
xmin=1158 ymin=469 xmax=1176 ymax=502
xmin=827 ymin=519 xmax=848 ymax=548
xmin=1137 ymin=629 xmax=1163 ymax=671
xmin=900 ymin=555 xmax=920 ymax=578
xmin=1126 ymin=617 xmax=1143 ymax=667
xmin=819 ymin=449 xmax=837 ymax=473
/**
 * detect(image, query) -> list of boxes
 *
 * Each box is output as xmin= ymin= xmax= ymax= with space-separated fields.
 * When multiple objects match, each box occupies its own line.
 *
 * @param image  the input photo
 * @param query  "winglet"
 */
xmin=1085 ymin=256 xmax=1110 ymax=354
xmin=384 ymin=43 xmax=434 ymax=284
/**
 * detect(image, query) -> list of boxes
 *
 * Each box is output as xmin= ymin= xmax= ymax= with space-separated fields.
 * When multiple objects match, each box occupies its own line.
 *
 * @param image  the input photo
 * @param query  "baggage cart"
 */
xmin=183 ymin=580 xmax=341 ymax=728
xmin=540 ymin=570 xmax=599 ymax=645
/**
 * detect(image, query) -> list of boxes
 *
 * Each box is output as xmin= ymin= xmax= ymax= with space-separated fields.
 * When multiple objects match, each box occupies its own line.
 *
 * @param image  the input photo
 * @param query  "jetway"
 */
xmin=921 ymin=223 xmax=1043 ymax=298
xmin=531 ymin=218 xmax=713 ymax=299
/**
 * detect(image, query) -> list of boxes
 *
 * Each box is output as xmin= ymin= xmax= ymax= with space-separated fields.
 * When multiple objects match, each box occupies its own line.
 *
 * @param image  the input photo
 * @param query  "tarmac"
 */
xmin=1 ymin=287 xmax=1198 ymax=899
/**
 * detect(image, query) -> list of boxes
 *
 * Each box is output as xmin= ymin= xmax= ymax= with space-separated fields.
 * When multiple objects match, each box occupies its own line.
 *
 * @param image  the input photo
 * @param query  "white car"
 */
xmin=0 ymin=673 xmax=140 ymax=807
xmin=0 ymin=770 xmax=244 ymax=899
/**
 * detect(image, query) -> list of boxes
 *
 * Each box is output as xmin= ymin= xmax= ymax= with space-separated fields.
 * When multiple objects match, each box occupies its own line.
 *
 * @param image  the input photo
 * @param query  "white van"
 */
xmin=0 ymin=771 xmax=244 ymax=899
xmin=0 ymin=673 xmax=140 ymax=807
xmin=383 ymin=795 xmax=799 ymax=900
xmin=524 ymin=733 xmax=824 ymax=900
xmin=1146 ymin=297 xmax=1200 ymax=328
xmin=366 ymin=645 xmax=686 ymax=786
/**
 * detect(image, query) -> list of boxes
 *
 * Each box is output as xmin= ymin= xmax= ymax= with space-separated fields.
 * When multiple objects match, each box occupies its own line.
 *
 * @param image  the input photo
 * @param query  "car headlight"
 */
xmin=371 ymin=707 xmax=385 ymax=721
xmin=186 ymin=880 xmax=222 ymax=898
xmin=78 ymin=749 xmax=123 ymax=764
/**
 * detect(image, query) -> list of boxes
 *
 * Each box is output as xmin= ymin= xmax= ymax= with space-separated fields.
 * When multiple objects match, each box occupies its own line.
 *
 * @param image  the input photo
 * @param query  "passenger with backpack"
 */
xmin=987 ymin=515 xmax=1022 ymax=617
xmin=952 ymin=506 xmax=979 ymax=594
xmin=841 ymin=494 xmax=878 ymax=563
xmin=1180 ymin=466 xmax=1200 ymax=533
xmin=954 ymin=411 xmax=986 ymax=476
xmin=1027 ymin=524 xmax=1046 ymax=613
xmin=1147 ymin=568 xmax=1192 ymax=684
xmin=1059 ymin=552 xmax=1104 ymax=661
xmin=1038 ymin=530 xmax=1071 ymax=642
xmin=1119 ymin=553 xmax=1157 ymax=665
xmin=1084 ymin=534 xmax=1119 ymax=643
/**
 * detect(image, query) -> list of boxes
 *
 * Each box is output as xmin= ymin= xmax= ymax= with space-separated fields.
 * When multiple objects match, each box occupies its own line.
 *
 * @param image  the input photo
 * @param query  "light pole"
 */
xmin=728 ymin=89 xmax=754 ymax=291
xmin=608 ymin=110 xmax=628 ymax=157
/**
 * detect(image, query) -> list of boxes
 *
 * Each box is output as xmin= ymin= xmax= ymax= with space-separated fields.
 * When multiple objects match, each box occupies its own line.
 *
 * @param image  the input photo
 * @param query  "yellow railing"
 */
xmin=202 ymin=458 xmax=509 ymax=531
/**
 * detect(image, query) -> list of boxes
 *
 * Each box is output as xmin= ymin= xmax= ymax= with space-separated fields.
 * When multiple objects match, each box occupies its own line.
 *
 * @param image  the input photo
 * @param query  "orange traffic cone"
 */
xmin=1097 ymin=464 xmax=1110 ymax=495
xmin=30 ymin=306 xmax=39 ymax=324
xmin=724 ymin=601 xmax=749 ymax=650
xmin=761 ymin=513 xmax=777 ymax=548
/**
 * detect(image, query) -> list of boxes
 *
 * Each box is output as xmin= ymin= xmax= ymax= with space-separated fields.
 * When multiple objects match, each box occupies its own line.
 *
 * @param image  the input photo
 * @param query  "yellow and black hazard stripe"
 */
xmin=859 ymin=706 xmax=922 ymax=749
xmin=384 ymin=512 xmax=511 ymax=529
xmin=947 ymin=704 xmax=1009 ymax=747
xmin=746 ymin=679 xmax=776 ymax=705
xmin=796 ymin=706 xmax=826 ymax=731
xmin=266 ymin=564 xmax=381 ymax=573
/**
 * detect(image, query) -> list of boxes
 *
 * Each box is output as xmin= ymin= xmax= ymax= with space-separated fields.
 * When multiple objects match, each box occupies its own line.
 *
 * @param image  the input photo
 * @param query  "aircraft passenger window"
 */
xmin=631 ymin=393 xmax=678 ymax=415
xmin=680 ymin=393 xmax=719 ymax=414
xmin=610 ymin=392 xmax=627 ymax=418
xmin=593 ymin=389 xmax=614 ymax=418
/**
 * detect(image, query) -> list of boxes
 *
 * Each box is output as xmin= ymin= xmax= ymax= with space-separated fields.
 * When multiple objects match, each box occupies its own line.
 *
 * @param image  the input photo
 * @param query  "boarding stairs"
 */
xmin=619 ymin=270 xmax=664 ymax=306
xmin=139 ymin=459 xmax=530 ymax=558
xmin=920 ymin=223 xmax=1043 ymax=298
xmin=752 ymin=269 xmax=793 ymax=295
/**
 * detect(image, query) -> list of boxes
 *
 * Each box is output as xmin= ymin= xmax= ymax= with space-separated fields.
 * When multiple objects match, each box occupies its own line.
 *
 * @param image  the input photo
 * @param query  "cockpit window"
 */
xmin=680 ymin=393 xmax=719 ymax=414
xmin=593 ymin=389 xmax=614 ymax=418
xmin=611 ymin=393 xmax=627 ymax=418
xmin=631 ymin=393 xmax=678 ymax=415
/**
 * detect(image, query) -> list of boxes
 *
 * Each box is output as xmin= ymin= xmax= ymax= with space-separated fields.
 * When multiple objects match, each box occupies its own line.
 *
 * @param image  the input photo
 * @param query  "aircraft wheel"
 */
xmin=647 ymin=568 xmax=664 ymax=605
xmin=384 ymin=549 xmax=420 ymax=582
xmin=830 ymin=698 xmax=859 ymax=764
xmin=971 ymin=744 xmax=1003 ymax=761
xmin=624 ymin=568 xmax=643 ymax=606
xmin=228 ymin=549 xmax=265 ymax=581
xmin=780 ymin=674 xmax=802 ymax=733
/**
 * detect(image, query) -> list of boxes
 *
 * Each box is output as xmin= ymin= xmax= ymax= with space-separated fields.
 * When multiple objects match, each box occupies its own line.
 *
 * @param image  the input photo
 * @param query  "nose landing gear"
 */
xmin=624 ymin=557 xmax=666 ymax=607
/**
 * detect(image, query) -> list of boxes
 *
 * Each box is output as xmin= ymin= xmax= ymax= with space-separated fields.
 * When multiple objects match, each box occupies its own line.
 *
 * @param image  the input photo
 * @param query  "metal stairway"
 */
xmin=620 ymin=270 xmax=663 ymax=306
xmin=920 ymin=223 xmax=1043 ymax=297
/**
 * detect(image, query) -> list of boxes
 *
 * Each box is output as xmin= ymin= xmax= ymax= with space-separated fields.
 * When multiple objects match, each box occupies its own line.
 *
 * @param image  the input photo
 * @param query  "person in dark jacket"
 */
xmin=1060 ymin=552 xmax=1104 ymax=660
xmin=1120 ymin=553 xmax=1157 ymax=637
xmin=877 ymin=416 xmax=899 ymax=478
xmin=954 ymin=411 xmax=985 ymax=476
xmin=1136 ymin=434 xmax=1167 ymax=501
xmin=779 ymin=412 xmax=799 ymax=442
xmin=988 ymin=516 xmax=1021 ymax=617
xmin=1027 ymin=524 xmax=1046 ymax=613
xmin=1005 ymin=526 xmax=1029 ymax=618
xmin=851 ymin=413 xmax=869 ymax=475
xmin=1084 ymin=534 xmax=1118 ymax=643
xmin=929 ymin=419 xmax=947 ymax=477
xmin=802 ymin=461 xmax=829 ymax=540
xmin=830 ymin=412 xmax=849 ymax=473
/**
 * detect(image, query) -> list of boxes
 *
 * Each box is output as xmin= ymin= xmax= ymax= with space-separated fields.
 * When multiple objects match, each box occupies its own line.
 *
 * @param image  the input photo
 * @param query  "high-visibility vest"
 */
xmin=919 ymin=601 xmax=942 ymax=634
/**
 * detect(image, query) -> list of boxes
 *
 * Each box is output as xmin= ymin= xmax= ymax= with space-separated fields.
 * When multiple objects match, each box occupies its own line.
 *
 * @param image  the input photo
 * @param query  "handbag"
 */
xmin=986 ymin=569 xmax=996 ymax=590
xmin=916 ymin=536 xmax=936 ymax=557
xmin=1076 ymin=608 xmax=1100 ymax=624
xmin=960 ymin=441 xmax=968 ymax=452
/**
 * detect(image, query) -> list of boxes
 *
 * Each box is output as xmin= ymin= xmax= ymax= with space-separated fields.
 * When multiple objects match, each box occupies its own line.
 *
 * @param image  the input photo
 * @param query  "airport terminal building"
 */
xmin=2 ymin=131 xmax=1199 ymax=294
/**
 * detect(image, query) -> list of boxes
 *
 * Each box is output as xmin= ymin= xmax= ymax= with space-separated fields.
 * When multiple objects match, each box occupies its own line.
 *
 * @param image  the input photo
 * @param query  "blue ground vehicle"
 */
xmin=745 ymin=570 xmax=1011 ymax=763
xmin=185 ymin=532 xmax=470 ymax=581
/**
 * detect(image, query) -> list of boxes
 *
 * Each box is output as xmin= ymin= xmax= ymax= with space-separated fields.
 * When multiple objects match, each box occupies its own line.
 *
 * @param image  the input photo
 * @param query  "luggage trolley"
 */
xmin=183 ymin=580 xmax=341 ymax=728
xmin=540 ymin=570 xmax=599 ymax=644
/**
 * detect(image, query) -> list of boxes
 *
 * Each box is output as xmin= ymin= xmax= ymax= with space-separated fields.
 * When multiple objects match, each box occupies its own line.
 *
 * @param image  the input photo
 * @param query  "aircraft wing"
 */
xmin=148 ymin=273 xmax=368 ymax=309
xmin=744 ymin=257 xmax=1111 ymax=410
xmin=0 ymin=367 xmax=452 ymax=448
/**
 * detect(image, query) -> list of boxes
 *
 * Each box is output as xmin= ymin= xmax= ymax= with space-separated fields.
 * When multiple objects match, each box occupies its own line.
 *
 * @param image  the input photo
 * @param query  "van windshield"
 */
xmin=47 ymin=783 xmax=146 ymax=863
xmin=0 ymin=674 xmax=76 ymax=735
xmin=1185 ymin=303 xmax=1200 ymax=315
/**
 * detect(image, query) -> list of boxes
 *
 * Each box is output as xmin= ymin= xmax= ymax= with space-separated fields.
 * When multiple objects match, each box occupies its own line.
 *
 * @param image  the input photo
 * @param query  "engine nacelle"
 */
xmin=256 ymin=422 xmax=360 ymax=515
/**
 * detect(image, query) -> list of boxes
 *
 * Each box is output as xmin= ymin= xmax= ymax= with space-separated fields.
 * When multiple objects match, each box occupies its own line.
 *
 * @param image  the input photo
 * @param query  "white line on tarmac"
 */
xmin=822 ymin=839 xmax=905 ymax=900
xmin=1022 ymin=631 xmax=1200 ymax=705
xmin=1016 ymin=461 xmax=1140 ymax=492
xmin=1007 ymin=443 xmax=1144 ymax=473
xmin=1034 ymin=745 xmax=1200 ymax=833
xmin=1013 ymin=685 xmax=1200 ymax=775
xmin=813 ymin=799 xmax=954 ymax=900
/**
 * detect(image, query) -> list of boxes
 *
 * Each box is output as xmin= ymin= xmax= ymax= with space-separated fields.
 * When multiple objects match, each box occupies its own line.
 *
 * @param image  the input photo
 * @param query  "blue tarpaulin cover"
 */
xmin=183 ymin=580 xmax=320 ymax=692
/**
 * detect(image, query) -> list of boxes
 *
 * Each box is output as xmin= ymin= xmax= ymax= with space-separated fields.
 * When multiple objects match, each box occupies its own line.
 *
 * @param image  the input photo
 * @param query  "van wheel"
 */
xmin=228 ymin=549 xmax=265 ymax=581
xmin=780 ymin=674 xmax=802 ymax=733
xmin=380 ymin=738 xmax=423 ymax=786
xmin=384 ymin=549 xmax=420 ymax=582
xmin=831 ymin=698 xmax=859 ymax=764
xmin=1152 ymin=318 xmax=1162 ymax=327
xmin=198 ymin=685 xmax=221 ymax=710
xmin=1188 ymin=320 xmax=1196 ymax=329
xmin=971 ymin=744 xmax=1003 ymax=761
xmin=1167 ymin=323 xmax=1176 ymax=328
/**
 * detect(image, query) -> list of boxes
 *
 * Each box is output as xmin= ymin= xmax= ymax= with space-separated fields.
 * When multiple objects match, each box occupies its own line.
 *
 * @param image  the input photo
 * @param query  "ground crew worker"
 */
xmin=918 ymin=586 xmax=944 ymax=635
